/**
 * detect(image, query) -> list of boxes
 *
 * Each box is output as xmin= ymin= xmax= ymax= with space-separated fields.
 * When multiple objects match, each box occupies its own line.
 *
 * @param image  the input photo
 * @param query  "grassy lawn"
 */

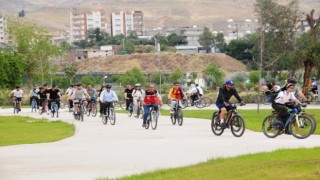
xmin=112 ymin=147 xmax=320 ymax=180
xmin=117 ymin=109 xmax=320 ymax=134
xmin=0 ymin=116 xmax=75 ymax=146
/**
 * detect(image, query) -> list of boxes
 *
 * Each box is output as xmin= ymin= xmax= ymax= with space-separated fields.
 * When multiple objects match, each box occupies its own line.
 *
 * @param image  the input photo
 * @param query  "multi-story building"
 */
xmin=0 ymin=13 xmax=7 ymax=45
xmin=111 ymin=11 xmax=144 ymax=37
xmin=69 ymin=9 xmax=108 ymax=44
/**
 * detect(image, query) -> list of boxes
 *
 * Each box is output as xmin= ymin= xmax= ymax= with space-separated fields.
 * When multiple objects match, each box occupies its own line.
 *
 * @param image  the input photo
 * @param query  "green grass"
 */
xmin=0 ymin=116 xmax=75 ymax=146
xmin=112 ymin=147 xmax=320 ymax=180
xmin=117 ymin=109 xmax=320 ymax=134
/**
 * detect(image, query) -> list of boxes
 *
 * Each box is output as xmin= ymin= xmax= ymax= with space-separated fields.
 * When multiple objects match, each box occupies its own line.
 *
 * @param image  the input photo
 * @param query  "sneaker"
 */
xmin=220 ymin=122 xmax=226 ymax=129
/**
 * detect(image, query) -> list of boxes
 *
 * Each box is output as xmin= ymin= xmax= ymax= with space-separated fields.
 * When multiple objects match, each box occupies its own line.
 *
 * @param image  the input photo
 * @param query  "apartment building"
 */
xmin=0 ymin=13 xmax=7 ymax=45
xmin=69 ymin=9 xmax=108 ymax=44
xmin=111 ymin=11 xmax=144 ymax=37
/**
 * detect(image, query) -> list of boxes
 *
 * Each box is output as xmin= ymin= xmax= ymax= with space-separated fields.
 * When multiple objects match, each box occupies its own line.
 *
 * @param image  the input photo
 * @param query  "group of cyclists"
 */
xmin=8 ymin=76 xmax=317 ymax=133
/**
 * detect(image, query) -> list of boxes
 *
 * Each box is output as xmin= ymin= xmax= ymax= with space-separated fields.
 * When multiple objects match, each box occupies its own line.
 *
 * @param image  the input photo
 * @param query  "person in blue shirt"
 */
xmin=99 ymin=84 xmax=119 ymax=116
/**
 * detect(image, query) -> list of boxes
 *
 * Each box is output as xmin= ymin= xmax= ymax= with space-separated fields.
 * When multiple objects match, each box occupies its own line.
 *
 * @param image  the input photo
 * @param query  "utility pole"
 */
xmin=257 ymin=24 xmax=264 ymax=113
xmin=157 ymin=42 xmax=161 ymax=94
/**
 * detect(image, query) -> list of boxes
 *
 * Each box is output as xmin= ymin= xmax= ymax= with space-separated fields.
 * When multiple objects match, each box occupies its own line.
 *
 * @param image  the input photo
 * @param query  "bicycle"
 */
xmin=305 ymin=89 xmax=318 ymax=103
xmin=202 ymin=96 xmax=214 ymax=107
xmin=30 ymin=96 xmax=37 ymax=112
xmin=184 ymin=96 xmax=206 ymax=108
xmin=101 ymin=101 xmax=116 ymax=125
xmin=12 ymin=97 xmax=21 ymax=114
xmin=86 ymin=99 xmax=98 ymax=117
xmin=49 ymin=99 xmax=59 ymax=118
xmin=144 ymin=105 xmax=159 ymax=130
xmin=74 ymin=99 xmax=86 ymax=121
xmin=211 ymin=103 xmax=246 ymax=137
xmin=127 ymin=101 xmax=134 ymax=117
xmin=39 ymin=98 xmax=48 ymax=115
xmin=135 ymin=98 xmax=144 ymax=119
xmin=170 ymin=99 xmax=183 ymax=126
xmin=262 ymin=103 xmax=314 ymax=139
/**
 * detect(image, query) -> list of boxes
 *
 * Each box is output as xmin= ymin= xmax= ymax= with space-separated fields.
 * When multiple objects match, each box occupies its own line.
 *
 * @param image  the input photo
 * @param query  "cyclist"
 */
xmin=196 ymin=84 xmax=204 ymax=98
xmin=37 ymin=87 xmax=47 ymax=113
xmin=168 ymin=82 xmax=188 ymax=114
xmin=311 ymin=78 xmax=318 ymax=95
xmin=99 ymin=84 xmax=119 ymax=116
xmin=98 ymin=86 xmax=107 ymax=117
xmin=132 ymin=83 xmax=144 ymax=117
xmin=70 ymin=83 xmax=90 ymax=115
xmin=216 ymin=80 xmax=245 ymax=129
xmin=186 ymin=84 xmax=199 ymax=106
xmin=86 ymin=84 xmax=97 ymax=107
xmin=141 ymin=84 xmax=163 ymax=127
xmin=273 ymin=83 xmax=301 ymax=134
xmin=124 ymin=84 xmax=134 ymax=111
xmin=29 ymin=85 xmax=39 ymax=109
xmin=65 ymin=84 xmax=74 ymax=109
xmin=9 ymin=86 xmax=23 ymax=111
xmin=286 ymin=77 xmax=308 ymax=102
xmin=46 ymin=85 xmax=62 ymax=110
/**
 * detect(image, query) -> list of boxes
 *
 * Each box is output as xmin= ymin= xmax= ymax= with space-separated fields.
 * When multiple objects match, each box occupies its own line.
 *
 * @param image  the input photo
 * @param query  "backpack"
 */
xmin=270 ymin=86 xmax=286 ymax=104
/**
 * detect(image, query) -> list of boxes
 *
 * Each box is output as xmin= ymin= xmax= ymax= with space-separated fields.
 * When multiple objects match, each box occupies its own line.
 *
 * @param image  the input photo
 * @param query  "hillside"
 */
xmin=0 ymin=0 xmax=319 ymax=32
xmin=74 ymin=53 xmax=247 ymax=74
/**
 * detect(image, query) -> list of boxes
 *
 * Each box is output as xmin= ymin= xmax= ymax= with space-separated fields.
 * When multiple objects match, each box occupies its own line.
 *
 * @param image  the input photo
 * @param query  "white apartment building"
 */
xmin=87 ymin=11 xmax=107 ymax=32
xmin=111 ymin=11 xmax=144 ymax=37
xmin=0 ymin=13 xmax=7 ymax=45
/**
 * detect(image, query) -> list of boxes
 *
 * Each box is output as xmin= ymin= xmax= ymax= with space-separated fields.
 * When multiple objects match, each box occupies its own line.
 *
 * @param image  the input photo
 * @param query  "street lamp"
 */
xmin=157 ymin=43 xmax=161 ymax=94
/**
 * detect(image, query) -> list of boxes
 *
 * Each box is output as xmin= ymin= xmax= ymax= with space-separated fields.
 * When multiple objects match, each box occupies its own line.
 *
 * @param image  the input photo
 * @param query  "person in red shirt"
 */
xmin=168 ymin=81 xmax=188 ymax=113
xmin=141 ymin=84 xmax=163 ymax=127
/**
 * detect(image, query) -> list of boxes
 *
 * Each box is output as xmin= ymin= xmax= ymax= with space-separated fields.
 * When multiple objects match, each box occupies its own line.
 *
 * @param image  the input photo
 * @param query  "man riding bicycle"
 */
xmin=216 ymin=80 xmax=245 ymax=129
xmin=124 ymin=84 xmax=134 ymax=111
xmin=46 ymin=85 xmax=62 ymax=110
xmin=37 ymin=87 xmax=47 ymax=112
xmin=132 ymin=83 xmax=144 ymax=117
xmin=186 ymin=84 xmax=199 ymax=106
xmin=70 ymin=83 xmax=90 ymax=115
xmin=86 ymin=84 xmax=97 ymax=107
xmin=99 ymin=84 xmax=119 ymax=116
xmin=65 ymin=84 xmax=74 ymax=109
xmin=141 ymin=84 xmax=163 ymax=127
xmin=168 ymin=82 xmax=188 ymax=114
xmin=29 ymin=85 xmax=39 ymax=109
xmin=9 ymin=86 xmax=23 ymax=111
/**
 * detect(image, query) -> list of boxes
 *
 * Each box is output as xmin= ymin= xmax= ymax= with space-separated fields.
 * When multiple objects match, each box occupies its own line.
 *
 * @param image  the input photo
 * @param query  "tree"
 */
xmin=167 ymin=33 xmax=187 ymax=46
xmin=8 ymin=19 xmax=62 ymax=85
xmin=168 ymin=68 xmax=184 ymax=83
xmin=122 ymin=40 xmax=135 ymax=54
xmin=203 ymin=63 xmax=224 ymax=86
xmin=214 ymin=32 xmax=227 ymax=52
xmin=127 ymin=30 xmax=138 ymax=39
xmin=0 ymin=50 xmax=24 ymax=88
xmin=151 ymin=73 xmax=161 ymax=84
xmin=226 ymin=34 xmax=255 ymax=64
xmin=118 ymin=67 xmax=147 ymax=86
xmin=63 ymin=65 xmax=77 ymax=84
xmin=198 ymin=27 xmax=214 ymax=53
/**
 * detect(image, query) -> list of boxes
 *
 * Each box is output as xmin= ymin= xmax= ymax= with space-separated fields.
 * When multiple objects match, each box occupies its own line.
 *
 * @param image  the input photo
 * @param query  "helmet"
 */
xmin=287 ymin=77 xmax=297 ymax=84
xmin=135 ymin=83 xmax=141 ymax=87
xmin=105 ymin=83 xmax=112 ymax=88
xmin=225 ymin=80 xmax=235 ymax=86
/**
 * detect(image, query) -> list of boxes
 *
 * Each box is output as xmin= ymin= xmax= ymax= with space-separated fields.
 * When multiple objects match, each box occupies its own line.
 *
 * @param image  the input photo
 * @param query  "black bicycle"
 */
xmin=170 ymin=99 xmax=183 ymax=126
xmin=49 ymin=99 xmax=59 ymax=118
xmin=102 ymin=101 xmax=116 ymax=125
xmin=127 ymin=101 xmax=134 ymax=117
xmin=30 ymin=96 xmax=37 ymax=112
xmin=262 ymin=103 xmax=314 ymax=139
xmin=211 ymin=103 xmax=245 ymax=137
xmin=12 ymin=97 xmax=21 ymax=114
xmin=74 ymin=99 xmax=86 ymax=121
xmin=86 ymin=98 xmax=98 ymax=117
xmin=39 ymin=98 xmax=48 ymax=115
xmin=144 ymin=105 xmax=159 ymax=130
xmin=136 ymin=98 xmax=144 ymax=119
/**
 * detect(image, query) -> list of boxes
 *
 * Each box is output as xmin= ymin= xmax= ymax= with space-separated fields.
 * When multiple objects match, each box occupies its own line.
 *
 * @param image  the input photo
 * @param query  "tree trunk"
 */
xmin=302 ymin=58 xmax=313 ymax=95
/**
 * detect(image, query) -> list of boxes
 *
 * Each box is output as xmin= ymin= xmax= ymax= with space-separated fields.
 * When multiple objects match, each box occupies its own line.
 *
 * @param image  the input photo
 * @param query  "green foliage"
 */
xmin=198 ymin=27 xmax=214 ymax=53
xmin=168 ymin=69 xmax=184 ymax=83
xmin=63 ymin=66 xmax=77 ymax=84
xmin=226 ymin=35 xmax=255 ymax=62
xmin=0 ymin=50 xmax=24 ymax=88
xmin=230 ymin=72 xmax=248 ymax=83
xmin=81 ymin=75 xmax=101 ymax=86
xmin=122 ymin=40 xmax=135 ymax=54
xmin=52 ymin=76 xmax=69 ymax=89
xmin=151 ymin=73 xmax=161 ymax=85
xmin=118 ymin=67 xmax=147 ymax=86
xmin=203 ymin=63 xmax=224 ymax=86
xmin=278 ymin=71 xmax=289 ymax=83
xmin=249 ymin=71 xmax=260 ymax=85
xmin=214 ymin=32 xmax=227 ymax=52
xmin=0 ymin=89 xmax=12 ymax=106
xmin=167 ymin=33 xmax=187 ymax=46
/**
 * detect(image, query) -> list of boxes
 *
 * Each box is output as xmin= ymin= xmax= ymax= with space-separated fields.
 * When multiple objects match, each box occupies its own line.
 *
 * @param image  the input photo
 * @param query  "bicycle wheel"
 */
xmin=80 ymin=106 xmax=84 ymax=122
xmin=13 ymin=102 xmax=17 ymax=114
xmin=262 ymin=115 xmax=281 ymax=138
xmin=151 ymin=110 xmax=158 ymax=130
xmin=87 ymin=104 xmax=91 ymax=117
xmin=230 ymin=115 xmax=245 ymax=137
xmin=140 ymin=108 xmax=144 ymax=119
xmin=195 ymin=99 xmax=206 ymax=108
xmin=110 ymin=108 xmax=116 ymax=125
xmin=177 ymin=108 xmax=183 ymax=126
xmin=181 ymin=99 xmax=188 ymax=109
xmin=211 ymin=114 xmax=224 ymax=136
xmin=203 ymin=97 xmax=212 ymax=107
xmin=145 ymin=117 xmax=150 ymax=129
xmin=102 ymin=115 xmax=108 ymax=125
xmin=170 ymin=112 xmax=176 ymax=125
xmin=91 ymin=103 xmax=97 ymax=117
xmin=290 ymin=115 xmax=313 ymax=139
xmin=55 ymin=104 xmax=59 ymax=118
xmin=119 ymin=101 xmax=125 ymax=109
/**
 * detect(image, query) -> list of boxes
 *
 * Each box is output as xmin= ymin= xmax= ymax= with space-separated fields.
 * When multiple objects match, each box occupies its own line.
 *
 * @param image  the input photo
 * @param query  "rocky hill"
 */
xmin=74 ymin=53 xmax=247 ymax=74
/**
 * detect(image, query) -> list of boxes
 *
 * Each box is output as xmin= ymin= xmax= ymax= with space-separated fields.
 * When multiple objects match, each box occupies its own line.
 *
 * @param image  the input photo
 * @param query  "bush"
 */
xmin=0 ymin=89 xmax=12 ymax=106
xmin=249 ymin=71 xmax=260 ymax=85
xmin=231 ymin=72 xmax=248 ymax=83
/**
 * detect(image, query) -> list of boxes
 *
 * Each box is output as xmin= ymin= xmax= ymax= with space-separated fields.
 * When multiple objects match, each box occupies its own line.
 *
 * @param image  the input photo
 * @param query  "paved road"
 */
xmin=0 ymin=108 xmax=319 ymax=180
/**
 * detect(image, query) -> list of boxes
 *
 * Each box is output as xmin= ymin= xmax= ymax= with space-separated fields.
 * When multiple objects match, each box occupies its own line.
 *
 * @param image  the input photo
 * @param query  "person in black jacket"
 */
xmin=216 ymin=80 xmax=245 ymax=128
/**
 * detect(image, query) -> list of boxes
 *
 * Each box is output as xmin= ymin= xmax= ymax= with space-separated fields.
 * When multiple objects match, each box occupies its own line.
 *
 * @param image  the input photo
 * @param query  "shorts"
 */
xmin=216 ymin=102 xmax=232 ymax=111
xmin=14 ymin=97 xmax=22 ymax=101
xmin=73 ymin=99 xmax=87 ymax=104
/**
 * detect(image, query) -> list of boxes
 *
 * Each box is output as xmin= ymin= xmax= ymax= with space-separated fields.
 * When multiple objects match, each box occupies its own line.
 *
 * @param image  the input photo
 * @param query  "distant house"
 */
xmin=74 ymin=46 xmax=114 ymax=60
xmin=175 ymin=46 xmax=198 ymax=54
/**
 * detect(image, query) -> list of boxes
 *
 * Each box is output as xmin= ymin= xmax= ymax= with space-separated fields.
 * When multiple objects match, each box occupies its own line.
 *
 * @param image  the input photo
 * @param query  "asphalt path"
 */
xmin=0 ymin=107 xmax=319 ymax=180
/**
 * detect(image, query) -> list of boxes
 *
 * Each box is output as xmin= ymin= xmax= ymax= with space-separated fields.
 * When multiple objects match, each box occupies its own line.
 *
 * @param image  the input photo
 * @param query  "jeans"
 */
xmin=143 ymin=103 xmax=158 ymax=125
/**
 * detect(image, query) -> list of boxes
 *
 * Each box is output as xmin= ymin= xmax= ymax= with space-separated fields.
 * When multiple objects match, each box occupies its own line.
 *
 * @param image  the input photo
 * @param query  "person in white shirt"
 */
xmin=65 ymin=84 xmax=74 ymax=109
xmin=9 ymin=86 xmax=23 ymax=111
xmin=99 ymin=84 xmax=119 ymax=116
xmin=132 ymin=83 xmax=145 ymax=117
xmin=186 ymin=84 xmax=198 ymax=106
xmin=273 ymin=83 xmax=300 ymax=131
xmin=29 ymin=85 xmax=39 ymax=109
xmin=196 ymin=84 xmax=204 ymax=97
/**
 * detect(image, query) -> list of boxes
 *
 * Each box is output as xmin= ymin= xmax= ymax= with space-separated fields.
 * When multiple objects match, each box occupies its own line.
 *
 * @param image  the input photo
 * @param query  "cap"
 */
xmin=135 ymin=83 xmax=141 ymax=87
xmin=225 ymin=80 xmax=235 ymax=86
